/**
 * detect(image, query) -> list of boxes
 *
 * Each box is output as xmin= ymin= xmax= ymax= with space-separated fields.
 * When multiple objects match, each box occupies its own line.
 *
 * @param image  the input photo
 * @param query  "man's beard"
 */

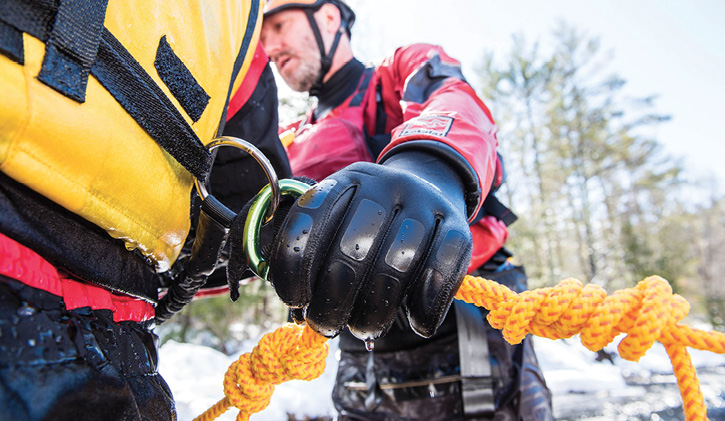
xmin=281 ymin=54 xmax=322 ymax=93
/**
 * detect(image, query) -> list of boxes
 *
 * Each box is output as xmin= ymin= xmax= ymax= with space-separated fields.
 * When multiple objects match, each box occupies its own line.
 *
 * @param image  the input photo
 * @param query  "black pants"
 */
xmin=0 ymin=276 xmax=176 ymax=421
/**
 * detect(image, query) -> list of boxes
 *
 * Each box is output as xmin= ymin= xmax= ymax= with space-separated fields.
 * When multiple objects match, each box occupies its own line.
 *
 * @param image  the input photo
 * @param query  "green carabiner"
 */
xmin=243 ymin=179 xmax=313 ymax=280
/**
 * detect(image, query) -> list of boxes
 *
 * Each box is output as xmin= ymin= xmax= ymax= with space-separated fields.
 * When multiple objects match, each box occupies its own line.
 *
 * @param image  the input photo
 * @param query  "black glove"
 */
xmin=267 ymin=151 xmax=473 ymax=340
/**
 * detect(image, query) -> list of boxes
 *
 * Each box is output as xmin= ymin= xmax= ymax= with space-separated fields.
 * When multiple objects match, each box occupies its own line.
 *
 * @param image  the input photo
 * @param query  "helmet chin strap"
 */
xmin=303 ymin=8 xmax=346 ymax=96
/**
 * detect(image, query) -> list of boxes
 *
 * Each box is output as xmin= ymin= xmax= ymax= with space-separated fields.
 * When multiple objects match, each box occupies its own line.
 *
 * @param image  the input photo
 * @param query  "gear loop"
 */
xmin=194 ymin=136 xmax=281 ymax=224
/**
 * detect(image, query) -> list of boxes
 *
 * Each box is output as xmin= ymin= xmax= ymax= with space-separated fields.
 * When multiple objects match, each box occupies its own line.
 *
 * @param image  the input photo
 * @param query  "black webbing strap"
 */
xmin=374 ymin=82 xmax=386 ymax=135
xmin=90 ymin=29 xmax=211 ymax=179
xmin=454 ymin=300 xmax=495 ymax=419
xmin=37 ymin=0 xmax=109 ymax=103
xmin=361 ymin=73 xmax=392 ymax=159
xmin=349 ymin=67 xmax=373 ymax=107
xmin=0 ymin=0 xmax=59 ymax=46
xmin=482 ymin=194 xmax=518 ymax=226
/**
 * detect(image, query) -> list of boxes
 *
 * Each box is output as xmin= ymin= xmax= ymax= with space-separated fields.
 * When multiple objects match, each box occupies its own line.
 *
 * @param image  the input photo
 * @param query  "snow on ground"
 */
xmin=534 ymin=335 xmax=725 ymax=420
xmin=160 ymin=331 xmax=725 ymax=421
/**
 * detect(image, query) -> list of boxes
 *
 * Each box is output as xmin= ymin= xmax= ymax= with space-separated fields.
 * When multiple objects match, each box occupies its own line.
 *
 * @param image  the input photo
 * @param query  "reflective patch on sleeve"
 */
xmin=399 ymin=115 xmax=454 ymax=138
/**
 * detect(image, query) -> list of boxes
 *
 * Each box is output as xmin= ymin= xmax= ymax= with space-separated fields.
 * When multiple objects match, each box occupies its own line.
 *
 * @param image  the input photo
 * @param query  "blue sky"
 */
xmin=347 ymin=0 xmax=725 ymax=188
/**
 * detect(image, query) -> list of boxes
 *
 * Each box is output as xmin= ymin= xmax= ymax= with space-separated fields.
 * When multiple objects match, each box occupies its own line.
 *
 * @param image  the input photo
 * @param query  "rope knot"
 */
xmin=196 ymin=323 xmax=328 ymax=421
xmin=279 ymin=324 xmax=329 ymax=380
xmin=616 ymin=276 xmax=690 ymax=361
xmin=456 ymin=275 xmax=690 ymax=362
xmin=222 ymin=354 xmax=273 ymax=419
xmin=484 ymin=277 xmax=608 ymax=345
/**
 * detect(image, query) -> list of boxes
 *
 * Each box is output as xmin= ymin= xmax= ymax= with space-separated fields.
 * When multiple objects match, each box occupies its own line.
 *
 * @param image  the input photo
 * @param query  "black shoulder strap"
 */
xmin=349 ymin=66 xmax=374 ymax=107
xmin=360 ymin=67 xmax=392 ymax=159
xmin=374 ymin=81 xmax=387 ymax=135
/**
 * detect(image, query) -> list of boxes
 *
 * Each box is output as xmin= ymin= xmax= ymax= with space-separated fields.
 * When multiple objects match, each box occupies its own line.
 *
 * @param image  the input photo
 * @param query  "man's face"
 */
xmin=261 ymin=9 xmax=322 ymax=92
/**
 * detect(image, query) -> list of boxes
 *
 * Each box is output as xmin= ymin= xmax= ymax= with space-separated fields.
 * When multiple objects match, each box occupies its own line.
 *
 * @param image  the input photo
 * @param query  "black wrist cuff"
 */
xmin=378 ymin=140 xmax=481 ymax=220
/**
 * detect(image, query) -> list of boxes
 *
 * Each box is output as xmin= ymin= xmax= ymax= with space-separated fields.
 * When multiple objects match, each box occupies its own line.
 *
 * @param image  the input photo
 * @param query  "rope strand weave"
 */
xmin=193 ymin=323 xmax=328 ymax=421
xmin=197 ymin=274 xmax=725 ymax=421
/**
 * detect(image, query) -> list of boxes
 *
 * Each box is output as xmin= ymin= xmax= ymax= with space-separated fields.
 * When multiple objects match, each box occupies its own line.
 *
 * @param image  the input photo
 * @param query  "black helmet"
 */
xmin=263 ymin=0 xmax=355 ymax=37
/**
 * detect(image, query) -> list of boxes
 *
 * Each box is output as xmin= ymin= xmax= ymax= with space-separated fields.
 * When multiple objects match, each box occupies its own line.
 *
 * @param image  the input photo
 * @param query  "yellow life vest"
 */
xmin=0 ymin=0 xmax=263 ymax=271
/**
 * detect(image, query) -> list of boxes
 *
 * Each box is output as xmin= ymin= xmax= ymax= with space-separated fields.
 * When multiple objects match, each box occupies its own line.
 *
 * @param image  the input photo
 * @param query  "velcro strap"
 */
xmin=37 ymin=0 xmax=109 ymax=102
xmin=154 ymin=35 xmax=210 ymax=122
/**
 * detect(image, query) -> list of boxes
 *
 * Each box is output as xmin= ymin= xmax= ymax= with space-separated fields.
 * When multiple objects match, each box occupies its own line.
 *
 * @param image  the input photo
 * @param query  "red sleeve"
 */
xmin=375 ymin=44 xmax=498 ymax=219
xmin=467 ymin=216 xmax=508 ymax=273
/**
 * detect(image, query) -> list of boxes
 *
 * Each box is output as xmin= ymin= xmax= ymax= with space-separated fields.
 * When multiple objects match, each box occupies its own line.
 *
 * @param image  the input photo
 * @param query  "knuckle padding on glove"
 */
xmin=407 ymin=227 xmax=472 ymax=337
xmin=346 ymin=216 xmax=430 ymax=339
xmin=306 ymin=194 xmax=392 ymax=337
xmin=383 ymin=219 xmax=427 ymax=272
xmin=268 ymin=179 xmax=350 ymax=307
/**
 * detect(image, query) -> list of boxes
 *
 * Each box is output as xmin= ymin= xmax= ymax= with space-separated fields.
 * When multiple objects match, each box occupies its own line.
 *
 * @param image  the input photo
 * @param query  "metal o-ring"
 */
xmin=194 ymin=136 xmax=280 ymax=224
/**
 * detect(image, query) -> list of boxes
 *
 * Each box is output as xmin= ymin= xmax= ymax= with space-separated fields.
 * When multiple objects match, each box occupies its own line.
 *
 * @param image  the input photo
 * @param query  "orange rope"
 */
xmin=197 ymin=275 xmax=725 ymax=421
xmin=193 ymin=323 xmax=328 ymax=421
xmin=456 ymin=274 xmax=725 ymax=421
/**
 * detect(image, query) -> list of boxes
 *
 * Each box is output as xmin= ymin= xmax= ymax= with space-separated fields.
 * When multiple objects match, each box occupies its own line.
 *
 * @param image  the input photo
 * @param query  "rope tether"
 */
xmin=195 ymin=275 xmax=725 ymax=421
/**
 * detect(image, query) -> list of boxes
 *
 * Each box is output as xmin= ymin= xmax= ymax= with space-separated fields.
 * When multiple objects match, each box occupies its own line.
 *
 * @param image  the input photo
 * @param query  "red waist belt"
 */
xmin=0 ymin=232 xmax=155 ymax=322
